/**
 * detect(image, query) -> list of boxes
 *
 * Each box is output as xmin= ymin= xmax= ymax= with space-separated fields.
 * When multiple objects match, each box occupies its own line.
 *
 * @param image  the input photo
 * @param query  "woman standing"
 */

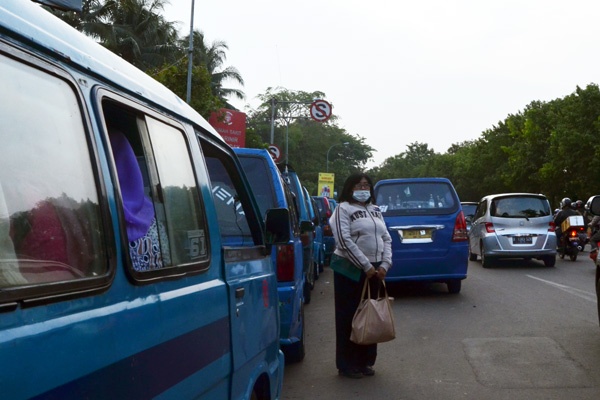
xmin=329 ymin=172 xmax=392 ymax=378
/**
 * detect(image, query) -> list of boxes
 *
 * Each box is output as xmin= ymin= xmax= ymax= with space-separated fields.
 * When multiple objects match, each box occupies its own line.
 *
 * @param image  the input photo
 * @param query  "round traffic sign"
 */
xmin=268 ymin=144 xmax=281 ymax=162
xmin=310 ymin=100 xmax=332 ymax=122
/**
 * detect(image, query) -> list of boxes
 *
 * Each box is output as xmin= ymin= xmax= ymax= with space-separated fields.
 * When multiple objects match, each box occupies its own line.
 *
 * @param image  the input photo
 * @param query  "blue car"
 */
xmin=374 ymin=178 xmax=469 ymax=293
xmin=235 ymin=148 xmax=308 ymax=362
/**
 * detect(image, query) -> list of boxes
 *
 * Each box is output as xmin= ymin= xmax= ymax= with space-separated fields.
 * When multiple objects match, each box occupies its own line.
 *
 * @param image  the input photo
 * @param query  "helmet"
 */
xmin=560 ymin=197 xmax=572 ymax=209
xmin=576 ymin=200 xmax=584 ymax=209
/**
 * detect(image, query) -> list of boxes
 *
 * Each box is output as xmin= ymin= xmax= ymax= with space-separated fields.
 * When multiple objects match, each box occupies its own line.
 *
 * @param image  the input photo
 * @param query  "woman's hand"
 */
xmin=366 ymin=267 xmax=377 ymax=279
xmin=375 ymin=267 xmax=387 ymax=280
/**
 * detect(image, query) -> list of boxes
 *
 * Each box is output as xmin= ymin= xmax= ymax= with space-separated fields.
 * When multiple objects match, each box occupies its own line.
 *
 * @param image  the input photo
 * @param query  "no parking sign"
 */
xmin=310 ymin=100 xmax=332 ymax=122
xmin=268 ymin=144 xmax=281 ymax=162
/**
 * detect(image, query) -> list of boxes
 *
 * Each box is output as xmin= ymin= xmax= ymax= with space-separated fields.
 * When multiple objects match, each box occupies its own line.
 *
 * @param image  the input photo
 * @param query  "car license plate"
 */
xmin=513 ymin=236 xmax=532 ymax=244
xmin=403 ymin=229 xmax=432 ymax=239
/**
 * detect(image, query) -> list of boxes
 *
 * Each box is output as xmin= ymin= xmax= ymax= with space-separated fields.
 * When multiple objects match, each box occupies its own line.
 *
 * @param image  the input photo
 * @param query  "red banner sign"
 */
xmin=209 ymin=108 xmax=246 ymax=148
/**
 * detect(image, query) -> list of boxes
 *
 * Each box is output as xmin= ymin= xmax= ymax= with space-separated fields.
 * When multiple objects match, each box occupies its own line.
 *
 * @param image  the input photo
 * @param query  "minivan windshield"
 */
xmin=375 ymin=182 xmax=458 ymax=215
xmin=491 ymin=196 xmax=550 ymax=218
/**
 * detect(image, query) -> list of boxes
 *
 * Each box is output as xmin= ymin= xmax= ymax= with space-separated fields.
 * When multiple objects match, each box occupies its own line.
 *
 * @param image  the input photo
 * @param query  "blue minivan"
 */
xmin=374 ymin=178 xmax=469 ymax=293
xmin=235 ymin=148 xmax=308 ymax=362
xmin=0 ymin=2 xmax=286 ymax=398
xmin=277 ymin=164 xmax=316 ymax=303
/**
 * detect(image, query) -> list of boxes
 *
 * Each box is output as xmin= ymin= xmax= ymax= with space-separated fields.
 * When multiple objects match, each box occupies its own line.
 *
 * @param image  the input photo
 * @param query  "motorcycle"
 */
xmin=558 ymin=225 xmax=585 ymax=261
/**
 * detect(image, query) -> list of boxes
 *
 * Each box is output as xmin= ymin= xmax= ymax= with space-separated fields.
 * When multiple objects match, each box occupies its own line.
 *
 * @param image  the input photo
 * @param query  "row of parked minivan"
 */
xmin=234 ymin=148 xmax=342 ymax=363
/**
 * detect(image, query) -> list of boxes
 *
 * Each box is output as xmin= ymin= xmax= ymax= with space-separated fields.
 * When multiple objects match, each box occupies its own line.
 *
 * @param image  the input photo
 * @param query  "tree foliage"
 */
xmin=247 ymin=87 xmax=375 ymax=195
xmin=369 ymin=84 xmax=600 ymax=208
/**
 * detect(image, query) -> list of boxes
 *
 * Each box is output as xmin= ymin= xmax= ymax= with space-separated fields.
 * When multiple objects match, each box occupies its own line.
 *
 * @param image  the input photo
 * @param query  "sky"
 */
xmin=162 ymin=0 xmax=600 ymax=167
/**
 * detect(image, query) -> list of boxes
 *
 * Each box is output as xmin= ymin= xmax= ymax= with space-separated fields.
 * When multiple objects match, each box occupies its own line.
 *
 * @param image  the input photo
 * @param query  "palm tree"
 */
xmin=182 ymin=31 xmax=245 ymax=109
xmin=50 ymin=0 xmax=181 ymax=70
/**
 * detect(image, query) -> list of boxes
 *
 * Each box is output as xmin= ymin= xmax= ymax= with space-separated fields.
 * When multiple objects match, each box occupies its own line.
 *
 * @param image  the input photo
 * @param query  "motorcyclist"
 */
xmin=588 ymin=214 xmax=600 ymax=256
xmin=554 ymin=197 xmax=578 ymax=248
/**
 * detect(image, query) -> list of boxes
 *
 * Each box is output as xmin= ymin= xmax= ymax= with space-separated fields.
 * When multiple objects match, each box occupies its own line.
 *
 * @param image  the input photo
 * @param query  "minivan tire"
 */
xmin=447 ymin=279 xmax=462 ymax=294
xmin=284 ymin=307 xmax=306 ymax=363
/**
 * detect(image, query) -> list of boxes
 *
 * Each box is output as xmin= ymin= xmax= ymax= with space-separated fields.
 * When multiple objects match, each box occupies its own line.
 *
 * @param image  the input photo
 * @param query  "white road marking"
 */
xmin=526 ymin=275 xmax=597 ymax=303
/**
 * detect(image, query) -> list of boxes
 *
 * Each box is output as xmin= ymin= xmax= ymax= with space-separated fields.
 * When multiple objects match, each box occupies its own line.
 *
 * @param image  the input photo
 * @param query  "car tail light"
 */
xmin=548 ymin=221 xmax=556 ymax=232
xmin=276 ymin=244 xmax=295 ymax=281
xmin=323 ymin=224 xmax=333 ymax=237
xmin=452 ymin=211 xmax=468 ymax=241
xmin=485 ymin=222 xmax=495 ymax=233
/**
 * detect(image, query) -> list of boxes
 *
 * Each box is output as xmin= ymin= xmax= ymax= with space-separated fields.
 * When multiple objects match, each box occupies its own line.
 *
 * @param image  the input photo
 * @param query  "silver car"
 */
xmin=468 ymin=193 xmax=557 ymax=267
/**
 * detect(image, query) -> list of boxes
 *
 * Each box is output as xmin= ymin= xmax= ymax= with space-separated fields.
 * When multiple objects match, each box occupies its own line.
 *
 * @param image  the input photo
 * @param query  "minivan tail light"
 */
xmin=548 ymin=221 xmax=556 ymax=232
xmin=276 ymin=244 xmax=295 ymax=282
xmin=452 ymin=211 xmax=468 ymax=241
xmin=485 ymin=222 xmax=495 ymax=233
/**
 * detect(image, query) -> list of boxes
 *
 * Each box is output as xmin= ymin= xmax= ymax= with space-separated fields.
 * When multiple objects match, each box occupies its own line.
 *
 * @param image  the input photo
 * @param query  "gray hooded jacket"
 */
xmin=330 ymin=201 xmax=392 ymax=273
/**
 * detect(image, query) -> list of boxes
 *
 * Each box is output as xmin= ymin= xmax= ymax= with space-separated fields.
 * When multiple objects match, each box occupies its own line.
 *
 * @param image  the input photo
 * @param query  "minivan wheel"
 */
xmin=284 ymin=307 xmax=306 ymax=363
xmin=447 ymin=279 xmax=462 ymax=294
xmin=303 ymin=278 xmax=312 ymax=305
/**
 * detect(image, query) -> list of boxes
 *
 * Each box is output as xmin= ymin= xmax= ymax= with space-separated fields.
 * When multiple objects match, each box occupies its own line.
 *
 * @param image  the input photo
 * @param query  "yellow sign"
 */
xmin=318 ymin=173 xmax=335 ymax=198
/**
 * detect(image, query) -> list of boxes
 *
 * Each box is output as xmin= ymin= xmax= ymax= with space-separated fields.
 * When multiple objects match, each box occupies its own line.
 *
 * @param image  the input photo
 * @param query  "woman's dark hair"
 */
xmin=338 ymin=172 xmax=375 ymax=204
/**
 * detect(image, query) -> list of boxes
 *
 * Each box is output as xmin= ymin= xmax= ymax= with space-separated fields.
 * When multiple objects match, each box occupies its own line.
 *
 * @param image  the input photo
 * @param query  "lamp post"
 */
xmin=326 ymin=142 xmax=349 ymax=173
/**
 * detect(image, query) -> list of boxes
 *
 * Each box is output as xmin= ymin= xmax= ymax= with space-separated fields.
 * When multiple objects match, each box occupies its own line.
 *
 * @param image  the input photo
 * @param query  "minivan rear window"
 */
xmin=375 ymin=182 xmax=458 ymax=215
xmin=237 ymin=157 xmax=276 ymax=216
xmin=491 ymin=196 xmax=550 ymax=218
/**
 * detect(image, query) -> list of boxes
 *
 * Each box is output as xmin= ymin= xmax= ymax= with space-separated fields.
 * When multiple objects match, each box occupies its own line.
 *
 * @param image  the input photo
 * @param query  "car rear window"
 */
xmin=491 ymin=196 xmax=550 ymax=218
xmin=237 ymin=156 xmax=276 ymax=217
xmin=375 ymin=182 xmax=458 ymax=215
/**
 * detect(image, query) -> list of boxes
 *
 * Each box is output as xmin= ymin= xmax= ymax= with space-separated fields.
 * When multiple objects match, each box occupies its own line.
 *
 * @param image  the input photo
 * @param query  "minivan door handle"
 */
xmin=235 ymin=288 xmax=245 ymax=299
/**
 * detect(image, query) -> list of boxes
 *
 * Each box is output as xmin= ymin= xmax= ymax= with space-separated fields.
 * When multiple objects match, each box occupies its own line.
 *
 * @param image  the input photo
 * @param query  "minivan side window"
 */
xmin=102 ymin=100 xmax=209 ymax=278
xmin=0 ymin=52 xmax=107 ymax=294
xmin=201 ymin=141 xmax=267 ymax=246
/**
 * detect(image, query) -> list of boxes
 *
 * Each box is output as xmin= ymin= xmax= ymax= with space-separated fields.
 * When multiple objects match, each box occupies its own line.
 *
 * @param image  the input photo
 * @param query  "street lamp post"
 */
xmin=326 ymin=142 xmax=349 ymax=173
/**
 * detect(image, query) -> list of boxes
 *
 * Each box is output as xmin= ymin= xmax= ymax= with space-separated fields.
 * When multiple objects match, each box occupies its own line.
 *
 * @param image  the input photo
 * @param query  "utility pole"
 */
xmin=185 ymin=0 xmax=195 ymax=104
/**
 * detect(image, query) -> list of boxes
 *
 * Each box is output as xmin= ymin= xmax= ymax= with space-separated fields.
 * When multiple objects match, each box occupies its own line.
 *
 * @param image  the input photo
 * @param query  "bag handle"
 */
xmin=360 ymin=278 xmax=389 ymax=300
xmin=360 ymin=278 xmax=370 ymax=300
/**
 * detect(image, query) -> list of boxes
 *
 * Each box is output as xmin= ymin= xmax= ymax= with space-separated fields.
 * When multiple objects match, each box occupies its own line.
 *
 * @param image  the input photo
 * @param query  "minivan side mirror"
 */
xmin=588 ymin=195 xmax=600 ymax=215
xmin=265 ymin=208 xmax=291 ymax=245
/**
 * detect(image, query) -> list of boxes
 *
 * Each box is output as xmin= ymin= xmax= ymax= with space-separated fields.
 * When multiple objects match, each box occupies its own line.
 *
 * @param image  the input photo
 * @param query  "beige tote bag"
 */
xmin=350 ymin=279 xmax=396 ymax=345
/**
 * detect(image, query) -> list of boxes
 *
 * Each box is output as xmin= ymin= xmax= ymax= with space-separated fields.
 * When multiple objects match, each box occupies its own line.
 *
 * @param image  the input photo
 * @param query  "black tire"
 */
xmin=284 ymin=307 xmax=306 ymax=363
xmin=570 ymin=253 xmax=578 ymax=262
xmin=303 ymin=278 xmax=311 ymax=305
xmin=481 ymin=242 xmax=492 ymax=268
xmin=447 ymin=279 xmax=462 ymax=294
xmin=543 ymin=255 xmax=556 ymax=267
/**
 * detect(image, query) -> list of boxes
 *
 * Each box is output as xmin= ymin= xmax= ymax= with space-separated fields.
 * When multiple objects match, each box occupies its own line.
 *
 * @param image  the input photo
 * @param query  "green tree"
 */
xmin=248 ymin=87 xmax=374 ymax=195
xmin=181 ymin=31 xmax=245 ymax=108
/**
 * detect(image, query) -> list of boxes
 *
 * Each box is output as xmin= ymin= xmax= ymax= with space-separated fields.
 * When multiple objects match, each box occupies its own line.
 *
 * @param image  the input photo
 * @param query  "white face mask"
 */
xmin=352 ymin=190 xmax=371 ymax=203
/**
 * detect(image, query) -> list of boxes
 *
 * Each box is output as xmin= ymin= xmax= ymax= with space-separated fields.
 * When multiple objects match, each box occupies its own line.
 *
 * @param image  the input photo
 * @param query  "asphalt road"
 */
xmin=281 ymin=253 xmax=600 ymax=400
